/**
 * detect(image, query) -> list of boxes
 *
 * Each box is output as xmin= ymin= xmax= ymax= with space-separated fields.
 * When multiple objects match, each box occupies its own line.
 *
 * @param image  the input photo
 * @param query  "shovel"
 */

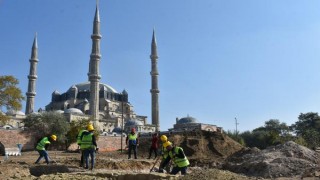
xmin=48 ymin=155 xmax=57 ymax=164
xmin=149 ymin=156 xmax=161 ymax=173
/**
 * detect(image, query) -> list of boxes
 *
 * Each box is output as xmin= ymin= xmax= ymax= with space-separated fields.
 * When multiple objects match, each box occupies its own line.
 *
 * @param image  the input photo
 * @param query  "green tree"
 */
xmin=292 ymin=112 xmax=320 ymax=148
xmin=225 ymin=130 xmax=246 ymax=146
xmin=24 ymin=111 xmax=70 ymax=144
xmin=65 ymin=118 xmax=99 ymax=149
xmin=0 ymin=75 xmax=25 ymax=125
xmin=238 ymin=119 xmax=293 ymax=149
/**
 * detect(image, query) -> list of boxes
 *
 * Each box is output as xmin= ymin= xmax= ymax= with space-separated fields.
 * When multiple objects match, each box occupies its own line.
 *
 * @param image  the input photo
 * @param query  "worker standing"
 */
xmin=34 ymin=135 xmax=57 ymax=164
xmin=148 ymin=133 xmax=159 ymax=159
xmin=159 ymin=135 xmax=170 ymax=173
xmin=76 ymin=127 xmax=88 ymax=167
xmin=159 ymin=141 xmax=190 ymax=175
xmin=80 ymin=124 xmax=98 ymax=170
xmin=126 ymin=127 xmax=139 ymax=159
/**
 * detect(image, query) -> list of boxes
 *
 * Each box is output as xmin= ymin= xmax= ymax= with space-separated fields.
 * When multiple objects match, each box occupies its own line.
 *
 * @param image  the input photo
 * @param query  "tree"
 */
xmin=291 ymin=112 xmax=320 ymax=148
xmin=237 ymin=119 xmax=293 ymax=149
xmin=225 ymin=130 xmax=246 ymax=146
xmin=24 ymin=111 xmax=70 ymax=144
xmin=65 ymin=117 xmax=99 ymax=149
xmin=0 ymin=75 xmax=25 ymax=125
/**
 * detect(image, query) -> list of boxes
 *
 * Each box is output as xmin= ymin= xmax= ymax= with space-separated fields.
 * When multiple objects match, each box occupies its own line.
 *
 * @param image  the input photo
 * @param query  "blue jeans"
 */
xmin=171 ymin=166 xmax=187 ymax=175
xmin=35 ymin=150 xmax=49 ymax=164
xmin=83 ymin=149 xmax=95 ymax=169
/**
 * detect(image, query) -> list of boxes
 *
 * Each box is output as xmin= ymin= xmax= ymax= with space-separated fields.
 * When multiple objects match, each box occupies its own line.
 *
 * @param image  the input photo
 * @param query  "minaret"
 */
xmin=25 ymin=34 xmax=39 ymax=114
xmin=150 ymin=29 xmax=160 ymax=131
xmin=88 ymin=4 xmax=102 ymax=124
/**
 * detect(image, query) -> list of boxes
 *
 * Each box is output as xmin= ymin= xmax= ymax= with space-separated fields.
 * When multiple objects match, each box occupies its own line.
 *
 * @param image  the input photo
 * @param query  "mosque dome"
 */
xmin=125 ymin=119 xmax=143 ymax=126
xmin=52 ymin=90 xmax=60 ymax=95
xmin=54 ymin=110 xmax=64 ymax=114
xmin=30 ymin=112 xmax=40 ymax=115
xmin=68 ymin=82 xmax=117 ymax=93
xmin=64 ymin=108 xmax=83 ymax=115
xmin=177 ymin=116 xmax=198 ymax=124
xmin=6 ymin=110 xmax=25 ymax=116
xmin=112 ymin=127 xmax=123 ymax=133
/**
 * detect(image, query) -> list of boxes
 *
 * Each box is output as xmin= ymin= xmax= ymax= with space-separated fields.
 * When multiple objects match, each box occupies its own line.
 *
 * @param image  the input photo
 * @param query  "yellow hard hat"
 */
xmin=160 ymin=135 xmax=167 ymax=142
xmin=163 ymin=141 xmax=172 ymax=148
xmin=87 ymin=124 xmax=94 ymax=131
xmin=50 ymin=135 xmax=57 ymax=141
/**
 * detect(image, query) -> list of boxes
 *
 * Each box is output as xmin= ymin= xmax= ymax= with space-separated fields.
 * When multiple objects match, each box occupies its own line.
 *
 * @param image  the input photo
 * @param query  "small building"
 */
xmin=2 ymin=110 xmax=25 ymax=129
xmin=169 ymin=115 xmax=223 ymax=133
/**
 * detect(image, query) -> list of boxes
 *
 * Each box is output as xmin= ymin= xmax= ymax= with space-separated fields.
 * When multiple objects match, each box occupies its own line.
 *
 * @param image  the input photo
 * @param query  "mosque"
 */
xmin=2 ymin=3 xmax=221 ymax=134
xmin=3 ymin=4 xmax=159 ymax=134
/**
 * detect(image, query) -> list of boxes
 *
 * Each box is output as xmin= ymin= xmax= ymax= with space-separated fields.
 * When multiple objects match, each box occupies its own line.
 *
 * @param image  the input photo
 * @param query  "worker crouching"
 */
xmin=159 ymin=141 xmax=190 ymax=175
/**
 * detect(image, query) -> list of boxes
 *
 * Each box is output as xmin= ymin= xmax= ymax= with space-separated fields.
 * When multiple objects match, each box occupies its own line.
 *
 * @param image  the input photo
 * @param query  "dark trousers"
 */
xmin=148 ymin=147 xmax=158 ymax=159
xmin=171 ymin=166 xmax=187 ymax=175
xmin=79 ymin=149 xmax=84 ymax=167
xmin=159 ymin=158 xmax=171 ymax=173
xmin=83 ymin=149 xmax=95 ymax=170
xmin=35 ymin=150 xmax=50 ymax=164
xmin=128 ymin=144 xmax=137 ymax=159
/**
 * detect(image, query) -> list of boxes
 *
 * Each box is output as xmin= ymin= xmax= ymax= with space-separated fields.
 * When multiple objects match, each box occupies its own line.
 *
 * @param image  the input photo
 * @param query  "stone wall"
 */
xmin=0 ymin=129 xmax=36 ymax=153
xmin=0 ymin=129 xmax=152 ymax=153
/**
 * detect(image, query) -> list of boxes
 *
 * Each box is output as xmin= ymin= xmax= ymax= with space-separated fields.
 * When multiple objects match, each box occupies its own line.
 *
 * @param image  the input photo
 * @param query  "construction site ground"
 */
xmin=0 ymin=131 xmax=319 ymax=179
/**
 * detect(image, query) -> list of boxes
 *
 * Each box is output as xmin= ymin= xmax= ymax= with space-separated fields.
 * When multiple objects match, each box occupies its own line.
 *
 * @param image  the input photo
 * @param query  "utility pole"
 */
xmin=235 ymin=117 xmax=239 ymax=138
xmin=121 ymin=93 xmax=124 ymax=153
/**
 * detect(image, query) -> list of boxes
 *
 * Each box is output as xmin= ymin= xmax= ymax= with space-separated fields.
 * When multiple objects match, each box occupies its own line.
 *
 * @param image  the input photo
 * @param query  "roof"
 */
xmin=6 ymin=110 xmax=25 ymax=116
xmin=177 ymin=116 xmax=198 ymax=124
xmin=64 ymin=108 xmax=83 ymax=115
xmin=68 ymin=82 xmax=118 ymax=93
xmin=125 ymin=119 xmax=144 ymax=126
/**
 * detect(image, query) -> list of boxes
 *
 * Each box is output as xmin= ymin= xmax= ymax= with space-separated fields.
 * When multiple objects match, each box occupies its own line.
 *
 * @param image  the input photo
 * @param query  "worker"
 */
xmin=159 ymin=141 xmax=190 ymax=175
xmin=76 ymin=127 xmax=88 ymax=167
xmin=80 ymin=124 xmax=98 ymax=170
xmin=148 ymin=133 xmax=158 ymax=159
xmin=34 ymin=135 xmax=57 ymax=164
xmin=159 ymin=135 xmax=171 ymax=173
xmin=126 ymin=127 xmax=139 ymax=159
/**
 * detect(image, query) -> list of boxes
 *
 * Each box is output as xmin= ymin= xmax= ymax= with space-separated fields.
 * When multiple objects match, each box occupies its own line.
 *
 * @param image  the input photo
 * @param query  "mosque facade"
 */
xmin=42 ymin=4 xmax=158 ymax=134
xmin=2 ymin=4 xmax=158 ymax=134
xmin=2 ymin=3 xmax=222 ymax=135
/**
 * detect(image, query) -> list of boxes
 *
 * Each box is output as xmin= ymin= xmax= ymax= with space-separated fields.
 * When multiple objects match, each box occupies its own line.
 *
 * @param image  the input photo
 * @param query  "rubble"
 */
xmin=0 ymin=132 xmax=319 ymax=179
xmin=223 ymin=141 xmax=320 ymax=179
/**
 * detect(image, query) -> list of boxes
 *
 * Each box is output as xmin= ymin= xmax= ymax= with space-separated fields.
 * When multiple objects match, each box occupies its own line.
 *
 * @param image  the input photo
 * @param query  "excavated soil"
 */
xmin=0 ymin=150 xmax=254 ymax=180
xmin=0 ymin=131 xmax=319 ymax=179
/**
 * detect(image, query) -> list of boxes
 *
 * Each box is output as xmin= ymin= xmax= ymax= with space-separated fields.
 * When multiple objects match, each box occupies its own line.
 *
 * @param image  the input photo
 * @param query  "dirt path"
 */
xmin=0 ymin=150 xmax=258 ymax=180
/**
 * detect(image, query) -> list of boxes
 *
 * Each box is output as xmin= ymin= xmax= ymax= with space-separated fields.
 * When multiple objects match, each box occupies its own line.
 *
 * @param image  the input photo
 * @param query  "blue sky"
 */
xmin=1 ymin=0 xmax=320 ymax=132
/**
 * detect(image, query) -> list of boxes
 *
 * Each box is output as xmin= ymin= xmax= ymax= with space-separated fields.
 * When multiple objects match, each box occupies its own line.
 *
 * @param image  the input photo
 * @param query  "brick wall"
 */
xmin=0 ymin=129 xmax=153 ymax=153
xmin=0 ymin=129 xmax=36 ymax=151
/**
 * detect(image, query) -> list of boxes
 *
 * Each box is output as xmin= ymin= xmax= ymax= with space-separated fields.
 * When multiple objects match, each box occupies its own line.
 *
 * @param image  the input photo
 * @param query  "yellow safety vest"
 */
xmin=169 ymin=147 xmax=190 ymax=168
xmin=36 ymin=137 xmax=50 ymax=151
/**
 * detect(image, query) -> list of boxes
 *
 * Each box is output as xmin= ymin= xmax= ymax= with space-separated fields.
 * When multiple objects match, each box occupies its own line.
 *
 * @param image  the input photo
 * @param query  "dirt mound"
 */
xmin=159 ymin=131 xmax=243 ymax=168
xmin=181 ymin=168 xmax=257 ymax=180
xmin=223 ymin=141 xmax=320 ymax=178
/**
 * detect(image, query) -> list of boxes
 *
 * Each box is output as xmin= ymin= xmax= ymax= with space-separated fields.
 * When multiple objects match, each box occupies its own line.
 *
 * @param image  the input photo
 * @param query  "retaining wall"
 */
xmin=0 ymin=129 xmax=153 ymax=153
